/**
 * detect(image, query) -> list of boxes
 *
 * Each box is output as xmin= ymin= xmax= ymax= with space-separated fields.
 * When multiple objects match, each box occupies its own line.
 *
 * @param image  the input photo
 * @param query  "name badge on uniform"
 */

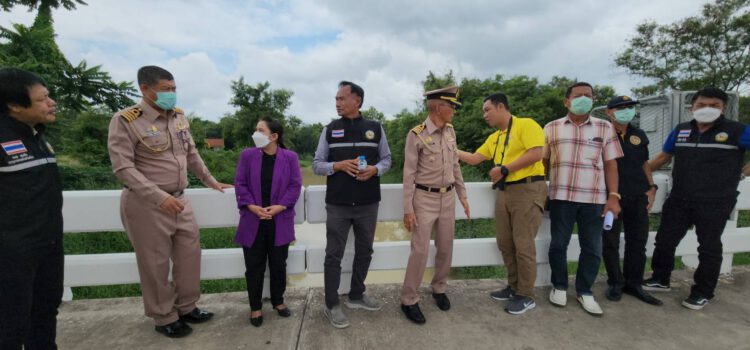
xmin=332 ymin=129 xmax=345 ymax=138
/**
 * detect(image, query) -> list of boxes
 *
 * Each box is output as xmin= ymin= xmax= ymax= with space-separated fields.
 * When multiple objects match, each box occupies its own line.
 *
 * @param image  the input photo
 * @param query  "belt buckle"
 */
xmin=439 ymin=187 xmax=447 ymax=193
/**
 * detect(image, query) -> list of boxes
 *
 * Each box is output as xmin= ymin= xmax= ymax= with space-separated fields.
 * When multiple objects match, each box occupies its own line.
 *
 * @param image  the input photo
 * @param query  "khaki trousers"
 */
xmin=401 ymin=189 xmax=456 ymax=305
xmin=120 ymin=190 xmax=202 ymax=326
xmin=494 ymin=180 xmax=547 ymax=297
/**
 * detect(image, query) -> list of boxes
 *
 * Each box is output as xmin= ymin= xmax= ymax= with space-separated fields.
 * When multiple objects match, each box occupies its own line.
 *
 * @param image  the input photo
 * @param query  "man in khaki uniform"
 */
xmin=107 ymin=66 xmax=232 ymax=338
xmin=401 ymin=86 xmax=470 ymax=324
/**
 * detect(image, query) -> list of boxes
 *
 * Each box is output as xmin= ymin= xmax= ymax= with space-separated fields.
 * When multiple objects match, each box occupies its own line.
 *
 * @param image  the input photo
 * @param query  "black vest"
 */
xmin=671 ymin=117 xmax=745 ymax=201
xmin=617 ymin=126 xmax=650 ymax=196
xmin=0 ymin=114 xmax=63 ymax=253
xmin=325 ymin=115 xmax=382 ymax=205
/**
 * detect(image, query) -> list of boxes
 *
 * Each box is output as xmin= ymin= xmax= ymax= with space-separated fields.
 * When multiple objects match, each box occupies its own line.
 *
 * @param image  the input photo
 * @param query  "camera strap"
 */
xmin=491 ymin=116 xmax=513 ymax=167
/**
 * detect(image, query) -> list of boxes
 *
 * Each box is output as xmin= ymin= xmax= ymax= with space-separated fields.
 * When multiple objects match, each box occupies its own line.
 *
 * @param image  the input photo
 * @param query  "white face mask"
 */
xmin=692 ymin=107 xmax=722 ymax=123
xmin=252 ymin=131 xmax=271 ymax=148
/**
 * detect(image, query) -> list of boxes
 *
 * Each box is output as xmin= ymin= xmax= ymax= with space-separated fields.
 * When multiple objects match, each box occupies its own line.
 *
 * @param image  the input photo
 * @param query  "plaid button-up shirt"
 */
xmin=543 ymin=115 xmax=623 ymax=204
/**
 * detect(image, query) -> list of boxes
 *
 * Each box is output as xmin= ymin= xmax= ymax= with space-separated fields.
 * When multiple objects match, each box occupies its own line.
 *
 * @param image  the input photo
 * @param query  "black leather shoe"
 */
xmin=155 ymin=319 xmax=192 ymax=338
xmin=401 ymin=303 xmax=426 ymax=324
xmin=179 ymin=308 xmax=214 ymax=324
xmin=250 ymin=315 xmax=263 ymax=327
xmin=274 ymin=306 xmax=292 ymax=318
xmin=432 ymin=293 xmax=451 ymax=311
xmin=623 ymin=286 xmax=663 ymax=306
xmin=606 ymin=285 xmax=623 ymax=301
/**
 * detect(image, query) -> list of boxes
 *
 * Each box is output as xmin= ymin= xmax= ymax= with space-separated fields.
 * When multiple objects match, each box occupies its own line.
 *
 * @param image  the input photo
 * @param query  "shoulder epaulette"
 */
xmin=411 ymin=123 xmax=425 ymax=135
xmin=446 ymin=123 xmax=454 ymax=128
xmin=174 ymin=107 xmax=184 ymax=114
xmin=119 ymin=107 xmax=142 ymax=123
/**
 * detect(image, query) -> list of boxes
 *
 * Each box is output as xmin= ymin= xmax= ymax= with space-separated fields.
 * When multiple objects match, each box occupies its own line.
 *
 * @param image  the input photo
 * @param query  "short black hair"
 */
xmin=260 ymin=116 xmax=286 ymax=149
xmin=691 ymin=86 xmax=728 ymax=104
xmin=338 ymin=81 xmax=364 ymax=108
xmin=484 ymin=93 xmax=510 ymax=110
xmin=137 ymin=65 xmax=174 ymax=87
xmin=565 ymin=82 xmax=594 ymax=98
xmin=0 ymin=68 xmax=47 ymax=114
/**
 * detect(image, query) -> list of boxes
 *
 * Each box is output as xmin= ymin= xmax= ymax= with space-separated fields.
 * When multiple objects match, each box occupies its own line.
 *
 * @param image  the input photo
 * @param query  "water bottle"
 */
xmin=603 ymin=211 xmax=614 ymax=230
xmin=358 ymin=155 xmax=367 ymax=170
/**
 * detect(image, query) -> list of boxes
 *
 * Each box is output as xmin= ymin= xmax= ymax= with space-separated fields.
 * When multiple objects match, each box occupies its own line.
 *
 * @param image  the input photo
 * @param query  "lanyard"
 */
xmin=491 ymin=116 xmax=513 ymax=167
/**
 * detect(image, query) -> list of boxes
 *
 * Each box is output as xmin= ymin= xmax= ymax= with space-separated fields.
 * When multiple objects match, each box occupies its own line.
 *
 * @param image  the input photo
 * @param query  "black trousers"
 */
xmin=651 ymin=196 xmax=736 ymax=299
xmin=602 ymin=194 xmax=649 ymax=289
xmin=242 ymin=223 xmax=289 ymax=311
xmin=0 ymin=240 xmax=64 ymax=350
xmin=324 ymin=203 xmax=378 ymax=309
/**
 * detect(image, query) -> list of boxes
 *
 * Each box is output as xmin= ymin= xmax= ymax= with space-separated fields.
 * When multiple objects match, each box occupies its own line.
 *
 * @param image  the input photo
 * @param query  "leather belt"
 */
xmin=504 ymin=175 xmax=546 ymax=186
xmin=416 ymin=184 xmax=453 ymax=193
xmin=124 ymin=185 xmax=184 ymax=197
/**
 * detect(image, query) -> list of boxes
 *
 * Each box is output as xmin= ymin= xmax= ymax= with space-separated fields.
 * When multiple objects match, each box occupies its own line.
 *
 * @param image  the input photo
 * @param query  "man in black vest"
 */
xmin=313 ymin=81 xmax=392 ymax=328
xmin=644 ymin=87 xmax=750 ymax=310
xmin=0 ymin=68 xmax=63 ymax=349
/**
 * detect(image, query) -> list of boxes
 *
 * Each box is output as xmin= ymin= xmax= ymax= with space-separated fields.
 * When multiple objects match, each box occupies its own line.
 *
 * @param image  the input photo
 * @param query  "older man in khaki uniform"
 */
xmin=108 ymin=66 xmax=232 ymax=338
xmin=401 ymin=86 xmax=470 ymax=324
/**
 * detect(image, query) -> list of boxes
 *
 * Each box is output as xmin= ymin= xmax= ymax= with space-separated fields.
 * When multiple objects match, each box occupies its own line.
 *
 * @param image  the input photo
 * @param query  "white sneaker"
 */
xmin=549 ymin=288 xmax=567 ymax=307
xmin=577 ymin=295 xmax=603 ymax=316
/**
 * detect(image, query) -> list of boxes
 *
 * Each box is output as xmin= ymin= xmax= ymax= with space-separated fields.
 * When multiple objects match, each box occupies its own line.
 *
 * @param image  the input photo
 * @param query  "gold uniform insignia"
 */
xmin=119 ymin=107 xmax=142 ymax=122
xmin=174 ymin=107 xmax=184 ymax=114
xmin=629 ymin=135 xmax=641 ymax=145
xmin=119 ymin=106 xmax=171 ymax=153
xmin=715 ymin=132 xmax=729 ymax=142
xmin=365 ymin=130 xmax=375 ymax=140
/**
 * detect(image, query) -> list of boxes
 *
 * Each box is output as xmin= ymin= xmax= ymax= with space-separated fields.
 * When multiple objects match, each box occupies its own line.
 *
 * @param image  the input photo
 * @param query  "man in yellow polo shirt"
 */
xmin=458 ymin=92 xmax=546 ymax=315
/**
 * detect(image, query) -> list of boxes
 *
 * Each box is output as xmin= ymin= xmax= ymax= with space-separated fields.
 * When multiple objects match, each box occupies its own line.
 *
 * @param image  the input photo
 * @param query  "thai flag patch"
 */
xmin=677 ymin=129 xmax=691 ymax=138
xmin=1 ymin=140 xmax=27 ymax=155
xmin=332 ymin=129 xmax=345 ymax=138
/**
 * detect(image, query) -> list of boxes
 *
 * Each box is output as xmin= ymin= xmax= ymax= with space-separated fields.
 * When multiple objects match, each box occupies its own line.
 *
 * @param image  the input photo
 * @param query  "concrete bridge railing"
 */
xmin=62 ymin=173 xmax=750 ymax=300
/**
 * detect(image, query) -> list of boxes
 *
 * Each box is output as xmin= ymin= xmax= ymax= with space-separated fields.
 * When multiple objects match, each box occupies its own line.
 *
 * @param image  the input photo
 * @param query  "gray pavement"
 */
xmin=58 ymin=267 xmax=750 ymax=350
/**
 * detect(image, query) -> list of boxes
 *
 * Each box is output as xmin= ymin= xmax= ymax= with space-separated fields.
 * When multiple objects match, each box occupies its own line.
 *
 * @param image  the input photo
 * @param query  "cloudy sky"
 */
xmin=2 ymin=0 xmax=709 ymax=123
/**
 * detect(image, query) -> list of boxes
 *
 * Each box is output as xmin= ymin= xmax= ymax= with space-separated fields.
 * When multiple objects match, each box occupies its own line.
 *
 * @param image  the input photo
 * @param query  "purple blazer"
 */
xmin=233 ymin=147 xmax=302 ymax=248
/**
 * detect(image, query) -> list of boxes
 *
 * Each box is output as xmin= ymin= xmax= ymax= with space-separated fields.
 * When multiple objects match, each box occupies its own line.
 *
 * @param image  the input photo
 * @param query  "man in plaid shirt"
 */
xmin=543 ymin=82 xmax=623 ymax=316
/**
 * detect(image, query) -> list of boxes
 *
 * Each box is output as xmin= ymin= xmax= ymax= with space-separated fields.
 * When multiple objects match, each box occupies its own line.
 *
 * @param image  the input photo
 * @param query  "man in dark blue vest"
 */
xmin=313 ymin=81 xmax=392 ymax=328
xmin=0 ymin=68 xmax=63 ymax=349
xmin=644 ymin=87 xmax=750 ymax=310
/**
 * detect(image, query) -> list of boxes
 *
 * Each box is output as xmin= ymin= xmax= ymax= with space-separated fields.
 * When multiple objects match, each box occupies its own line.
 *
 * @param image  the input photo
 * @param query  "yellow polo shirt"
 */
xmin=476 ymin=116 xmax=546 ymax=182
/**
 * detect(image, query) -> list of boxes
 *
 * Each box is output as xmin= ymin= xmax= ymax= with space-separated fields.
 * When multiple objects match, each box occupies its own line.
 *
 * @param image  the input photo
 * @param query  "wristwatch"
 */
xmin=499 ymin=165 xmax=509 ymax=176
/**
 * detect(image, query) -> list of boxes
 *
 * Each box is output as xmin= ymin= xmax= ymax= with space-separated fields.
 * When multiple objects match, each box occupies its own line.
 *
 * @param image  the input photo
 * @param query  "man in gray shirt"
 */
xmin=313 ymin=81 xmax=391 ymax=328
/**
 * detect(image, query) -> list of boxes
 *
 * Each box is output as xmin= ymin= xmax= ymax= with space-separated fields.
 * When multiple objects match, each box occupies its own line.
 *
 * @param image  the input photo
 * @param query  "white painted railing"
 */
xmin=62 ymin=173 xmax=750 ymax=300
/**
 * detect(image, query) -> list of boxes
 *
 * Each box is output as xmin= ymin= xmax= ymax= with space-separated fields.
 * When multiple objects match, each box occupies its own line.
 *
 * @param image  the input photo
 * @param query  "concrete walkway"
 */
xmin=57 ymin=267 xmax=750 ymax=350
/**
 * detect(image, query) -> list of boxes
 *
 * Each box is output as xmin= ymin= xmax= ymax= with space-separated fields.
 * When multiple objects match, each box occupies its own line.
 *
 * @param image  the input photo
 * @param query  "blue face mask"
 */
xmin=614 ymin=108 xmax=636 ymax=123
xmin=569 ymin=96 xmax=593 ymax=115
xmin=150 ymin=89 xmax=177 ymax=110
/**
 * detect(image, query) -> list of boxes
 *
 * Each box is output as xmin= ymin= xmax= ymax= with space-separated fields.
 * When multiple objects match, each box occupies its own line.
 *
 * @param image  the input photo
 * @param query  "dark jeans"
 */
xmin=0 ymin=240 xmax=64 ymax=350
xmin=242 ymin=223 xmax=289 ymax=311
xmin=651 ymin=196 xmax=736 ymax=299
xmin=324 ymin=203 xmax=378 ymax=309
xmin=603 ymin=194 xmax=649 ymax=289
xmin=548 ymin=200 xmax=604 ymax=295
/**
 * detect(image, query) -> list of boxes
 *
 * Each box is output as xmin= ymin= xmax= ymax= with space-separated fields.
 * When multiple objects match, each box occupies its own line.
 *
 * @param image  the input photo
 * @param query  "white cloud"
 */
xmin=1 ymin=0 xmax=711 ymax=123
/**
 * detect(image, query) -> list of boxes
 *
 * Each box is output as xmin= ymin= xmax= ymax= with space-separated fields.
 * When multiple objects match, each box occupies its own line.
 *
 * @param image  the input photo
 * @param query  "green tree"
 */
xmin=0 ymin=0 xmax=135 ymax=112
xmin=0 ymin=0 xmax=86 ymax=11
xmin=224 ymin=78 xmax=293 ymax=149
xmin=361 ymin=106 xmax=385 ymax=123
xmin=60 ymin=109 xmax=111 ymax=166
xmin=615 ymin=0 xmax=750 ymax=94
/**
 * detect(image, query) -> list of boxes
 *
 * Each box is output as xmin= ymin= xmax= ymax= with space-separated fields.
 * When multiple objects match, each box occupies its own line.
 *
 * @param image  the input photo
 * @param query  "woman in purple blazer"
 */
xmin=234 ymin=117 xmax=302 ymax=327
